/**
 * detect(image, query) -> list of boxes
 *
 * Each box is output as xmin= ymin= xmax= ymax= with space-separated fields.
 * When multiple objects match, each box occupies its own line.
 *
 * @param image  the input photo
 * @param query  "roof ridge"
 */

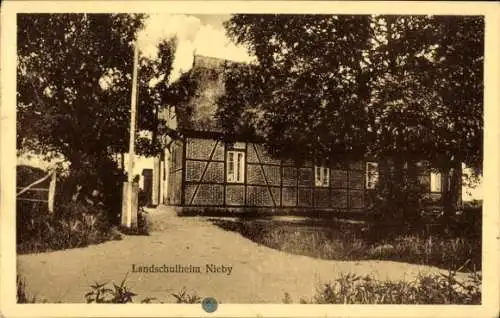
xmin=192 ymin=54 xmax=246 ymax=69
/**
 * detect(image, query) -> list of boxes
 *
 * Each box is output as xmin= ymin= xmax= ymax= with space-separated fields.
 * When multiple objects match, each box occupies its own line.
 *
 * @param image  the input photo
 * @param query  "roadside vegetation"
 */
xmin=286 ymin=270 xmax=481 ymax=304
xmin=16 ymin=14 xmax=165 ymax=254
xmin=211 ymin=207 xmax=481 ymax=273
xmin=211 ymin=173 xmax=481 ymax=273
xmin=17 ymin=270 xmax=480 ymax=305
xmin=17 ymin=165 xmax=150 ymax=254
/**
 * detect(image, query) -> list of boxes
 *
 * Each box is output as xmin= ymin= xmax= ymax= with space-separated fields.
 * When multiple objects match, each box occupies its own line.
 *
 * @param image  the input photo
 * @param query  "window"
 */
xmin=430 ymin=172 xmax=442 ymax=192
xmin=366 ymin=162 xmax=379 ymax=189
xmin=227 ymin=151 xmax=245 ymax=183
xmin=314 ymin=166 xmax=329 ymax=187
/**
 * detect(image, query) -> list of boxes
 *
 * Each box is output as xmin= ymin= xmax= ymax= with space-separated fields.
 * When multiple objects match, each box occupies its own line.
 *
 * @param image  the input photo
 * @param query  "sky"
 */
xmin=136 ymin=14 xmax=254 ymax=84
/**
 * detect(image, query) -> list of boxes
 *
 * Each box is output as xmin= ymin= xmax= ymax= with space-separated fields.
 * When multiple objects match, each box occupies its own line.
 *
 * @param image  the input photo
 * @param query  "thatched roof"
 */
xmin=173 ymin=54 xmax=231 ymax=134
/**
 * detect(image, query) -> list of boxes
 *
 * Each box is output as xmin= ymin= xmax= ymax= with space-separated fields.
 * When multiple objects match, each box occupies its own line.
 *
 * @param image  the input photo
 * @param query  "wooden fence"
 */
xmin=16 ymin=169 xmax=57 ymax=213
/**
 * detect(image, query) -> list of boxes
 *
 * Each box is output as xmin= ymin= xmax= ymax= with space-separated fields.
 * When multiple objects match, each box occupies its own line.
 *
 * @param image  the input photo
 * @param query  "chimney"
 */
xmin=192 ymin=49 xmax=197 ymax=68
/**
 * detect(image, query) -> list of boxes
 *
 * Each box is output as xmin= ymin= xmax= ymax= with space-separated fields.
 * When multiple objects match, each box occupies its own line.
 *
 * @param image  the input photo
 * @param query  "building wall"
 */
xmin=117 ymin=153 xmax=154 ymax=190
xmin=166 ymin=136 xmax=469 ymax=214
xmin=176 ymin=137 xmax=368 ymax=212
xmin=183 ymin=137 xmax=226 ymax=206
xmin=167 ymin=139 xmax=184 ymax=205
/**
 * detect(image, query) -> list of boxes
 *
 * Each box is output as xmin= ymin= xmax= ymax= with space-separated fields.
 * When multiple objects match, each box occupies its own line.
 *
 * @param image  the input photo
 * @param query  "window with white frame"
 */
xmin=366 ymin=162 xmax=379 ymax=189
xmin=430 ymin=171 xmax=442 ymax=192
xmin=227 ymin=151 xmax=245 ymax=183
xmin=314 ymin=166 xmax=329 ymax=187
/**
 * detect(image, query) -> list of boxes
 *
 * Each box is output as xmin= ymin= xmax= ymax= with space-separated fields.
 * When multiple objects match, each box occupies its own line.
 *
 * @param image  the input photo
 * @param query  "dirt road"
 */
xmin=17 ymin=206 xmax=470 ymax=303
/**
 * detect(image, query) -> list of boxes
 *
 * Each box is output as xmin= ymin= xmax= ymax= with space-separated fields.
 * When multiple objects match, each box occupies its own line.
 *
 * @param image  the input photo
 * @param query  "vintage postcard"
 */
xmin=1 ymin=1 xmax=499 ymax=317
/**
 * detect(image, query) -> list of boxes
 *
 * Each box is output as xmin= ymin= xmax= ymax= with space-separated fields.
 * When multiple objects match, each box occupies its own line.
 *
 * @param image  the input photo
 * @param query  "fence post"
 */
xmin=48 ymin=170 xmax=56 ymax=213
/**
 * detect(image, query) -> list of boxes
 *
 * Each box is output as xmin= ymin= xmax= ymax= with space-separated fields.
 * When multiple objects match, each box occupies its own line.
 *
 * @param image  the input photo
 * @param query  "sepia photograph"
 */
xmin=1 ymin=1 xmax=499 ymax=318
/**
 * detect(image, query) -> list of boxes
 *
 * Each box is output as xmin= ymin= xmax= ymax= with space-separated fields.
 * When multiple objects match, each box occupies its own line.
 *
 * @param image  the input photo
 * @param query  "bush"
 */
xmin=20 ymin=269 xmax=480 ymax=305
xmin=368 ymin=174 xmax=427 ymax=237
xmin=293 ymin=271 xmax=481 ymax=304
xmin=367 ymin=235 xmax=480 ymax=272
xmin=84 ymin=275 xmax=200 ymax=304
xmin=17 ymin=200 xmax=121 ymax=254
xmin=463 ymin=199 xmax=482 ymax=210
xmin=212 ymin=218 xmax=481 ymax=272
xmin=171 ymin=287 xmax=202 ymax=304
xmin=119 ymin=207 xmax=150 ymax=236
xmin=17 ymin=275 xmax=37 ymax=303
xmin=56 ymin=155 xmax=125 ymax=225
xmin=85 ymin=274 xmax=137 ymax=303
xmin=17 ymin=154 xmax=127 ymax=253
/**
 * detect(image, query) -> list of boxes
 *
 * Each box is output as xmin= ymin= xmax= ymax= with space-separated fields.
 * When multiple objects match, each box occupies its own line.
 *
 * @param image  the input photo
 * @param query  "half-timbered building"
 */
xmin=156 ymin=55 xmax=455 ymax=216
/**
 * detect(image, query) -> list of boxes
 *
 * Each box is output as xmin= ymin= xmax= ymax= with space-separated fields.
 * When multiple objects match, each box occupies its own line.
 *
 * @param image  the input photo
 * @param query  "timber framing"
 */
xmin=167 ymin=133 xmax=373 ymax=213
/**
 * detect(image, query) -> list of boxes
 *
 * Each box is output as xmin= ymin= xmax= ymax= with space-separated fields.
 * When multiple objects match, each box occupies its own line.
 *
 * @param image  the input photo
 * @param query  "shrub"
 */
xmin=171 ymin=287 xmax=202 ymax=303
xmin=291 ymin=271 xmax=481 ymax=304
xmin=85 ymin=273 xmax=137 ymax=303
xmin=17 ymin=154 xmax=127 ymax=253
xmin=368 ymin=172 xmax=427 ymax=238
xmin=17 ymin=275 xmax=37 ymax=303
xmin=463 ymin=199 xmax=482 ymax=210
xmin=212 ymin=218 xmax=481 ymax=272
xmin=21 ymin=270 xmax=480 ymax=305
xmin=56 ymin=155 xmax=125 ymax=225
xmin=282 ymin=292 xmax=293 ymax=304
xmin=118 ymin=207 xmax=150 ymax=236
xmin=84 ymin=275 xmax=201 ymax=304
xmin=17 ymin=200 xmax=121 ymax=254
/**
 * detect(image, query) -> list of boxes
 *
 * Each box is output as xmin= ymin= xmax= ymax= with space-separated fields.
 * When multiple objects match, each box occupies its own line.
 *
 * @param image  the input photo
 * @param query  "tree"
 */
xmin=424 ymin=16 xmax=483 ymax=219
xmin=17 ymin=14 xmax=149 ymax=222
xmin=367 ymin=16 xmax=483 ymax=220
xmin=17 ymin=13 xmax=146 ymax=165
xmin=136 ymin=38 xmax=178 ymax=157
xmin=219 ymin=14 xmax=483 ymax=221
xmin=218 ymin=15 xmax=373 ymax=165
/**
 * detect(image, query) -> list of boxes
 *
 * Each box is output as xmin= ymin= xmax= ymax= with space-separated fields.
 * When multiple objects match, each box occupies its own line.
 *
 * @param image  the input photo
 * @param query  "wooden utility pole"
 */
xmin=48 ymin=169 xmax=56 ymax=213
xmin=124 ymin=40 xmax=139 ymax=228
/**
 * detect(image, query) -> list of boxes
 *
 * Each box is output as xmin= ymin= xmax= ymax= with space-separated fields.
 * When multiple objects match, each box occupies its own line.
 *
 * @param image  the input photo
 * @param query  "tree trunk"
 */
xmin=392 ymin=157 xmax=406 ymax=224
xmin=392 ymin=157 xmax=405 ymax=191
xmin=406 ymin=160 xmax=418 ymax=184
xmin=67 ymin=151 xmax=87 ymax=201
xmin=406 ymin=160 xmax=424 ymax=228
xmin=436 ymin=163 xmax=460 ymax=240
xmin=442 ymin=162 xmax=461 ymax=220
xmin=151 ymin=104 xmax=159 ymax=154
xmin=451 ymin=163 xmax=462 ymax=210
xmin=121 ymin=153 xmax=125 ymax=172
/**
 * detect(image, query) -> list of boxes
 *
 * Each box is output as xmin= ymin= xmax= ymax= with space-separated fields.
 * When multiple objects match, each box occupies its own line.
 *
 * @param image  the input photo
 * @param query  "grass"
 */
xmin=211 ymin=214 xmax=481 ymax=272
xmin=85 ymin=273 xmax=137 ymax=303
xmin=17 ymin=201 xmax=123 ymax=254
xmin=80 ymin=271 xmax=480 ymax=304
xmin=18 ymin=270 xmax=480 ymax=305
xmin=17 ymin=275 xmax=37 ymax=303
xmin=171 ymin=287 xmax=202 ymax=304
xmin=118 ymin=208 xmax=151 ymax=236
xmin=297 ymin=270 xmax=481 ymax=304
xmin=17 ymin=199 xmax=151 ymax=254
xmin=17 ymin=274 xmax=49 ymax=303
xmin=84 ymin=274 xmax=201 ymax=304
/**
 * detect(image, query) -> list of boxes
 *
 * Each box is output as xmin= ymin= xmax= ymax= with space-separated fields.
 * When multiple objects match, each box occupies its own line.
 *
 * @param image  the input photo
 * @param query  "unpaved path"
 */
xmin=17 ymin=206 xmax=470 ymax=303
